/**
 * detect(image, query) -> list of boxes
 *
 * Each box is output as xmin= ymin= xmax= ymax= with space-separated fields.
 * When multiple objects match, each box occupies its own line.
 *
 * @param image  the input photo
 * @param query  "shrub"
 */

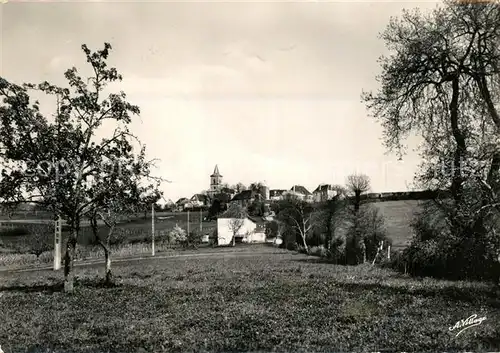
xmin=157 ymin=229 xmax=175 ymax=245
xmin=186 ymin=229 xmax=203 ymax=249
xmin=393 ymin=201 xmax=500 ymax=282
xmin=345 ymin=205 xmax=390 ymax=265
xmin=328 ymin=235 xmax=346 ymax=264
xmin=309 ymin=245 xmax=328 ymax=258
xmin=169 ymin=225 xmax=187 ymax=244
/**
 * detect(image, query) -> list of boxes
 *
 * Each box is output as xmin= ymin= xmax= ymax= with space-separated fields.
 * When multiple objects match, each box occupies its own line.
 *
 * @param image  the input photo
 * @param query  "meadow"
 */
xmin=0 ymin=245 xmax=498 ymax=352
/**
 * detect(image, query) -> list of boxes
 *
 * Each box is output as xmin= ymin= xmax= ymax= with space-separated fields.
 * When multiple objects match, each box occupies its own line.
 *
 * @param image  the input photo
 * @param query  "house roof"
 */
xmin=191 ymin=194 xmax=209 ymax=203
xmin=231 ymin=190 xmax=254 ymax=201
xmin=290 ymin=185 xmax=311 ymax=195
xmin=247 ymin=216 xmax=267 ymax=225
xmin=176 ymin=197 xmax=189 ymax=205
xmin=210 ymin=164 xmax=222 ymax=178
xmin=313 ymin=184 xmax=335 ymax=193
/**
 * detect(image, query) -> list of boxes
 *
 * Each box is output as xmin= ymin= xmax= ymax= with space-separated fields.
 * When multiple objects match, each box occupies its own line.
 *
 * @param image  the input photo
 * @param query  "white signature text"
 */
xmin=449 ymin=314 xmax=487 ymax=337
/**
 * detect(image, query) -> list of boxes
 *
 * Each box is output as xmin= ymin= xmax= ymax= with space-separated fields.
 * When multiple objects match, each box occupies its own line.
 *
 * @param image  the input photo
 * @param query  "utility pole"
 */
xmin=54 ymin=215 xmax=62 ymax=270
xmin=151 ymin=203 xmax=155 ymax=256
xmin=54 ymin=93 xmax=62 ymax=271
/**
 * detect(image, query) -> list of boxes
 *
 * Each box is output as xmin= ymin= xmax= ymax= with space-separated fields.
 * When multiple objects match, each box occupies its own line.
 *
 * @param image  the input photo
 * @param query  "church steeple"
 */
xmin=210 ymin=164 xmax=223 ymax=194
xmin=211 ymin=164 xmax=222 ymax=178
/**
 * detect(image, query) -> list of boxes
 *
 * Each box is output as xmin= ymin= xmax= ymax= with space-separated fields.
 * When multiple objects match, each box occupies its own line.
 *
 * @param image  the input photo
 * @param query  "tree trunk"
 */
xmin=63 ymin=230 xmax=77 ymax=293
xmin=232 ymin=235 xmax=235 ymax=247
xmin=449 ymin=76 xmax=465 ymax=208
xmin=354 ymin=192 xmax=361 ymax=212
xmin=300 ymin=229 xmax=309 ymax=254
xmin=104 ymin=247 xmax=112 ymax=284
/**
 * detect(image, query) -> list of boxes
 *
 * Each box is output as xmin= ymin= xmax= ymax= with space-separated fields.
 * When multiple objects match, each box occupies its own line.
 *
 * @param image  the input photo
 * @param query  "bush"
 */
xmin=169 ymin=225 xmax=187 ymax=244
xmin=328 ymin=236 xmax=346 ymax=264
xmin=392 ymin=201 xmax=500 ymax=282
xmin=309 ymin=245 xmax=328 ymax=258
xmin=186 ymin=229 xmax=203 ymax=248
xmin=345 ymin=205 xmax=390 ymax=265
xmin=157 ymin=229 xmax=175 ymax=245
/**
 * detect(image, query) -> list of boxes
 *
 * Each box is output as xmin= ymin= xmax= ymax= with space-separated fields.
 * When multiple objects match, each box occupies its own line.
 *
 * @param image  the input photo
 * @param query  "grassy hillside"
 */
xmin=370 ymin=200 xmax=423 ymax=250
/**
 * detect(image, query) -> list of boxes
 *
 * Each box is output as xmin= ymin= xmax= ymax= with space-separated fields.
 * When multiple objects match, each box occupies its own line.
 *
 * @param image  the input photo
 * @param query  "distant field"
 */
xmin=371 ymin=200 xmax=423 ymax=250
xmin=0 ymin=212 xmax=216 ymax=254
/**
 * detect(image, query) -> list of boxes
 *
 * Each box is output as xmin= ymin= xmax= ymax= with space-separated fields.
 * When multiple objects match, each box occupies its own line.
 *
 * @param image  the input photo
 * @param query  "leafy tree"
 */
xmin=316 ymin=194 xmax=347 ymax=258
xmin=233 ymin=182 xmax=247 ymax=193
xmin=208 ymin=198 xmax=223 ymax=220
xmin=0 ymin=43 xmax=157 ymax=292
xmin=86 ymin=145 xmax=162 ymax=284
xmin=248 ymin=199 xmax=265 ymax=217
xmin=362 ymin=1 xmax=500 ymax=280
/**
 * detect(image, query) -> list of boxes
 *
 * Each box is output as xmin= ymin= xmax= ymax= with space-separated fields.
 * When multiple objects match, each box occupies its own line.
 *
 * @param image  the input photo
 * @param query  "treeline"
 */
xmin=265 ymin=174 xmax=392 ymax=266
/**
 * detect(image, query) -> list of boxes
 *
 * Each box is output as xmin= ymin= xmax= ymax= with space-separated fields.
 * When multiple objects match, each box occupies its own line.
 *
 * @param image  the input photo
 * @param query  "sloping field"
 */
xmin=371 ymin=200 xmax=423 ymax=250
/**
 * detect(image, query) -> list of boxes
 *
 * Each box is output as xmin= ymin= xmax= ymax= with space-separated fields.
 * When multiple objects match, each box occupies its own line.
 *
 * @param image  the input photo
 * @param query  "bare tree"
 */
xmin=19 ymin=223 xmax=53 ymax=258
xmin=222 ymin=203 xmax=247 ymax=246
xmin=346 ymin=174 xmax=370 ymax=212
xmin=228 ymin=217 xmax=244 ymax=247
xmin=278 ymin=199 xmax=315 ymax=254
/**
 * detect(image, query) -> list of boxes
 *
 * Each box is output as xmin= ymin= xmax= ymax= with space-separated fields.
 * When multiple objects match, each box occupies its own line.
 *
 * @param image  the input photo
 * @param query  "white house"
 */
xmin=216 ymin=217 xmax=266 ymax=245
xmin=283 ymin=185 xmax=313 ymax=202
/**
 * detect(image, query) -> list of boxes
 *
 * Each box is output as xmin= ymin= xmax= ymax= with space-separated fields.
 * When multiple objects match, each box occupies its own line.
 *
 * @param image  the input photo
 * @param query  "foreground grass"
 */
xmin=0 ymin=246 xmax=499 ymax=352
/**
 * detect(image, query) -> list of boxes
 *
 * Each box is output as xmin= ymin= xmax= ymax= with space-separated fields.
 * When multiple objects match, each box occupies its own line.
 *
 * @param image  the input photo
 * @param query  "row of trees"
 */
xmin=265 ymin=174 xmax=390 ymax=265
xmin=0 ymin=43 xmax=165 ymax=291
xmin=363 ymin=0 xmax=500 ymax=282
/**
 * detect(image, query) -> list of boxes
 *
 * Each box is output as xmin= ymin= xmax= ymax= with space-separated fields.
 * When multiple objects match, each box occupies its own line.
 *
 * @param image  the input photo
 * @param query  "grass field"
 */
xmin=0 ymin=245 xmax=499 ymax=352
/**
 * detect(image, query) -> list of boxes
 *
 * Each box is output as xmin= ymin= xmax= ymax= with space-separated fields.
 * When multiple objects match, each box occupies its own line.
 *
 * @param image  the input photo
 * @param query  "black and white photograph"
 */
xmin=0 ymin=0 xmax=499 ymax=351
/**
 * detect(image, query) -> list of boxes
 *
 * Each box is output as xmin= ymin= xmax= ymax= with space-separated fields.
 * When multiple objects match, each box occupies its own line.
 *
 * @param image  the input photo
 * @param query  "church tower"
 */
xmin=210 ymin=164 xmax=223 ymax=194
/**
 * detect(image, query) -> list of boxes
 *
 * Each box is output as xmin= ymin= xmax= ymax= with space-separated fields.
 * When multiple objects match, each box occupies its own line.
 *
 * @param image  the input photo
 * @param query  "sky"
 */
xmin=0 ymin=0 xmax=441 ymax=203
